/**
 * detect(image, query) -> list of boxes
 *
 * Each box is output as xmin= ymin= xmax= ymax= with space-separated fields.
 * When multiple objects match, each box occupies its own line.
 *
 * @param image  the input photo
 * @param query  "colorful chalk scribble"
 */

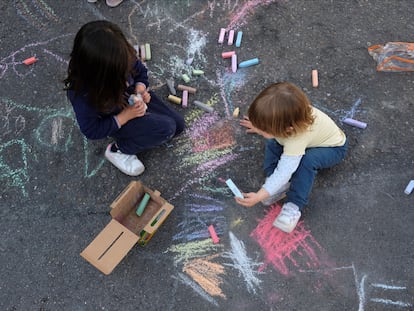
xmin=250 ymin=204 xmax=333 ymax=275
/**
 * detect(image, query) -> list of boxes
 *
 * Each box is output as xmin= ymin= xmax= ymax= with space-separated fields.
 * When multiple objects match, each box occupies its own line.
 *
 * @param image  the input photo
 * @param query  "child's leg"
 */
xmin=286 ymin=140 xmax=348 ymax=209
xmin=263 ymin=139 xmax=283 ymax=176
xmin=146 ymin=92 xmax=185 ymax=136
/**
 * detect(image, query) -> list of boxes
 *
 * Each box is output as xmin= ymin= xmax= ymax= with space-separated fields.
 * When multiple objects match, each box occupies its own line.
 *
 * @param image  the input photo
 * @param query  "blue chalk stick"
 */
xmin=235 ymin=31 xmax=243 ymax=47
xmin=238 ymin=58 xmax=259 ymax=68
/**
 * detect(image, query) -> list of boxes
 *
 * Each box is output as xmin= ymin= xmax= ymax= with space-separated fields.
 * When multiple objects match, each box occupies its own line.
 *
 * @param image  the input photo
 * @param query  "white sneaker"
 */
xmin=261 ymin=182 xmax=290 ymax=206
xmin=105 ymin=144 xmax=145 ymax=176
xmin=273 ymin=202 xmax=301 ymax=233
xmin=106 ymin=0 xmax=123 ymax=7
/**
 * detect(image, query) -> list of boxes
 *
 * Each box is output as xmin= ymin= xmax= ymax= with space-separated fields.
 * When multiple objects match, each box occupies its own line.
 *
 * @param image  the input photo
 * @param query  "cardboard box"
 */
xmin=80 ymin=181 xmax=174 ymax=275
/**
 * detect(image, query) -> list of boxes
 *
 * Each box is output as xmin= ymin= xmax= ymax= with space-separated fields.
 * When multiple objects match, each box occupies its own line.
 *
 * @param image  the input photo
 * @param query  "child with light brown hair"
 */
xmin=236 ymin=82 xmax=348 ymax=233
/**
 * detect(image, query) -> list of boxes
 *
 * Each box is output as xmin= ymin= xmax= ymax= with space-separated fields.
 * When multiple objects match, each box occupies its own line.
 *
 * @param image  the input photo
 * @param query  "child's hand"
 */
xmin=141 ymin=90 xmax=151 ymax=104
xmin=235 ymin=192 xmax=261 ymax=207
xmin=240 ymin=116 xmax=260 ymax=134
xmin=116 ymin=102 xmax=146 ymax=125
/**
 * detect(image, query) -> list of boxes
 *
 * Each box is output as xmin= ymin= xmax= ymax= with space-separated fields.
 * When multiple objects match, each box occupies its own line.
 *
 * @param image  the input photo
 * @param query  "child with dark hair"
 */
xmin=236 ymin=82 xmax=348 ymax=233
xmin=64 ymin=20 xmax=185 ymax=176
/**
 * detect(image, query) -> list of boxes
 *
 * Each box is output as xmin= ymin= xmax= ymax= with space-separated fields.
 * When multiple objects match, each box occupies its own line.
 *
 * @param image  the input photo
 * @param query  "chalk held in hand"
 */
xmin=226 ymin=178 xmax=244 ymax=199
xmin=404 ymin=180 xmax=414 ymax=195
xmin=238 ymin=58 xmax=259 ymax=68
xmin=208 ymin=225 xmax=220 ymax=244
xmin=343 ymin=118 xmax=367 ymax=129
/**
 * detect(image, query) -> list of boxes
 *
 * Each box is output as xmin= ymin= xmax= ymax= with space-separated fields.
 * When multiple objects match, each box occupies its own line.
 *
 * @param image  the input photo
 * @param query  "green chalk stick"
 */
xmin=145 ymin=43 xmax=151 ymax=61
xmin=192 ymin=69 xmax=204 ymax=76
xmin=182 ymin=74 xmax=190 ymax=83
xmin=136 ymin=193 xmax=151 ymax=216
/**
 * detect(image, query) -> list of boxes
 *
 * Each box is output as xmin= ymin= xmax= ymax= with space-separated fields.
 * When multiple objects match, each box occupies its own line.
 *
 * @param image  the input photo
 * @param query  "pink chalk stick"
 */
xmin=208 ymin=225 xmax=220 ymax=244
xmin=228 ymin=30 xmax=235 ymax=45
xmin=23 ymin=56 xmax=38 ymax=65
xmin=231 ymin=54 xmax=237 ymax=73
xmin=182 ymin=90 xmax=188 ymax=108
xmin=222 ymin=51 xmax=235 ymax=59
xmin=218 ymin=28 xmax=226 ymax=44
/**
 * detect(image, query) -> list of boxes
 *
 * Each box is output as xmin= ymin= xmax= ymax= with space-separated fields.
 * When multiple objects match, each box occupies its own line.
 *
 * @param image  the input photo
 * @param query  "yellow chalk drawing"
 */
xmin=230 ymin=217 xmax=244 ymax=229
xmin=168 ymin=239 xmax=223 ymax=265
xmin=183 ymin=256 xmax=226 ymax=298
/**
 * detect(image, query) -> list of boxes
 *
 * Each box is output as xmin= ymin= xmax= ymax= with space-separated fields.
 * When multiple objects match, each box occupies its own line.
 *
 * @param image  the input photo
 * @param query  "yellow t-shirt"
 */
xmin=275 ymin=107 xmax=346 ymax=156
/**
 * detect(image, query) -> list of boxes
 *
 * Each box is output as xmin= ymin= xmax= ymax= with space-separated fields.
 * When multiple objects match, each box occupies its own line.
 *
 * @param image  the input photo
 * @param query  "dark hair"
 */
xmin=248 ymin=82 xmax=314 ymax=138
xmin=64 ymin=20 xmax=137 ymax=113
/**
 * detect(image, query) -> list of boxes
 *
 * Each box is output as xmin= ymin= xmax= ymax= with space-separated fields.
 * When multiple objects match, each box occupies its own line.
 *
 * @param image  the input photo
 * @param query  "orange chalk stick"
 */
xmin=208 ymin=225 xmax=220 ymax=244
xmin=312 ymin=69 xmax=318 ymax=87
xmin=23 ymin=57 xmax=38 ymax=65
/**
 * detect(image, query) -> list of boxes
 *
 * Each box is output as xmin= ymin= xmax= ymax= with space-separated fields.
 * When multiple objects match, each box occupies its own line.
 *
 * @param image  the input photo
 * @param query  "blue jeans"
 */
xmin=263 ymin=138 xmax=348 ymax=210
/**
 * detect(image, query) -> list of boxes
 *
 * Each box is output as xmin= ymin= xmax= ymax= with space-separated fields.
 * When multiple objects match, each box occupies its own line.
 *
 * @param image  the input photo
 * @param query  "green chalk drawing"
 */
xmin=0 ymin=139 xmax=30 ymax=197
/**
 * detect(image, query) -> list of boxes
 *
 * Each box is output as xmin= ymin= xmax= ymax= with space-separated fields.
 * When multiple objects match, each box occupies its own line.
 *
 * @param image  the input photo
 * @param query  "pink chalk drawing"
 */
xmin=250 ymin=204 xmax=333 ymax=276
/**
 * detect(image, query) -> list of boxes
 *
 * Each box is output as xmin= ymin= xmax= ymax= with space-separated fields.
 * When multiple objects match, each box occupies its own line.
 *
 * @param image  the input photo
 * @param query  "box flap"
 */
xmin=80 ymin=219 xmax=139 ymax=275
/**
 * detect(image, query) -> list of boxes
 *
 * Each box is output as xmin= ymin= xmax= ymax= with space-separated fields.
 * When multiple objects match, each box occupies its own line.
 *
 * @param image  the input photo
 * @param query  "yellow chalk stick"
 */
xmin=168 ymin=95 xmax=182 ymax=104
xmin=232 ymin=107 xmax=240 ymax=118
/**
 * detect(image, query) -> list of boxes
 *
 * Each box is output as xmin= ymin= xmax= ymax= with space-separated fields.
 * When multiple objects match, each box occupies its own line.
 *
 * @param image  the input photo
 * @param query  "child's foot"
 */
xmin=261 ymin=182 xmax=290 ymax=206
xmin=273 ymin=202 xmax=301 ymax=233
xmin=106 ymin=0 xmax=123 ymax=7
xmin=105 ymin=144 xmax=145 ymax=176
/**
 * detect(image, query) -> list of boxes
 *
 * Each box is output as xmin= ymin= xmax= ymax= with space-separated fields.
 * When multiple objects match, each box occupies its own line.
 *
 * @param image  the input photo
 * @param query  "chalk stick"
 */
xmin=228 ymin=30 xmax=235 ymax=45
xmin=128 ymin=94 xmax=143 ymax=106
xmin=235 ymin=31 xmax=243 ymax=47
xmin=23 ymin=56 xmax=38 ymax=65
xmin=343 ymin=118 xmax=367 ymax=129
xmin=404 ymin=180 xmax=414 ymax=195
xmin=139 ymin=45 xmax=146 ymax=61
xmin=239 ymin=58 xmax=259 ymax=68
xmin=168 ymin=95 xmax=182 ymax=105
xmin=218 ymin=28 xmax=226 ymax=44
xmin=312 ymin=69 xmax=318 ymax=87
xmin=177 ymin=84 xmax=197 ymax=94
xmin=182 ymin=74 xmax=190 ymax=83
xmin=232 ymin=107 xmax=240 ymax=118
xmin=231 ymin=54 xmax=237 ymax=73
xmin=182 ymin=90 xmax=188 ymax=108
xmin=208 ymin=225 xmax=220 ymax=244
xmin=136 ymin=193 xmax=151 ymax=216
xmin=193 ymin=100 xmax=214 ymax=113
xmin=222 ymin=51 xmax=235 ymax=59
xmin=145 ymin=43 xmax=151 ymax=61
xmin=186 ymin=57 xmax=193 ymax=65
xmin=192 ymin=69 xmax=204 ymax=76
xmin=166 ymin=79 xmax=176 ymax=95
xmin=225 ymin=178 xmax=244 ymax=199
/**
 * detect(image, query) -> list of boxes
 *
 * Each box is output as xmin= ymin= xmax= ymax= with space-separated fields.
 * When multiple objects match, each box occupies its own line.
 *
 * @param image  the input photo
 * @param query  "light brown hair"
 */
xmin=248 ymin=82 xmax=314 ymax=138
